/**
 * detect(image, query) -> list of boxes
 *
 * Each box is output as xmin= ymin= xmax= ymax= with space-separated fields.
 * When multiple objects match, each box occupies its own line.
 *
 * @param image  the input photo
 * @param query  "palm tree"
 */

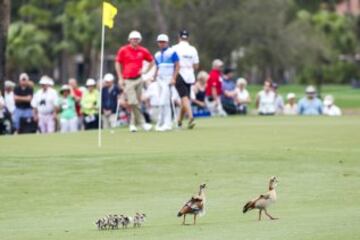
xmin=0 ymin=0 xmax=11 ymax=91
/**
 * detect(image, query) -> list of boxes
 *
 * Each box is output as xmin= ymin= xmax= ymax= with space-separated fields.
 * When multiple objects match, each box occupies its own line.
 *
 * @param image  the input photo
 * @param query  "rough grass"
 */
xmin=0 ymin=116 xmax=360 ymax=240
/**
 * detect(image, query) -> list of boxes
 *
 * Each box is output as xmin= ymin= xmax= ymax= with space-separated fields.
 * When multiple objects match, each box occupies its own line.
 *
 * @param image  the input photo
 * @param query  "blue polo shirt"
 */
xmin=221 ymin=79 xmax=236 ymax=103
xmin=155 ymin=47 xmax=179 ymax=79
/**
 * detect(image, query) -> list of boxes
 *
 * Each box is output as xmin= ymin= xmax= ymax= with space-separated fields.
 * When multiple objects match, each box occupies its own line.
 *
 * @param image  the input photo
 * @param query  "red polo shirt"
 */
xmin=205 ymin=69 xmax=223 ymax=96
xmin=116 ymin=44 xmax=153 ymax=79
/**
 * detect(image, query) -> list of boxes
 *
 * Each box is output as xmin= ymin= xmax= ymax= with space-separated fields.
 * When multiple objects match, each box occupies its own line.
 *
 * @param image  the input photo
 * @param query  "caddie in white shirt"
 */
xmin=154 ymin=34 xmax=180 ymax=131
xmin=31 ymin=76 xmax=59 ymax=133
xmin=172 ymin=30 xmax=199 ymax=129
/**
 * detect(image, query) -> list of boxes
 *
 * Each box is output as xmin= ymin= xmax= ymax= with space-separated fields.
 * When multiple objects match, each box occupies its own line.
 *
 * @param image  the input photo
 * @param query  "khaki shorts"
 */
xmin=124 ymin=77 xmax=143 ymax=105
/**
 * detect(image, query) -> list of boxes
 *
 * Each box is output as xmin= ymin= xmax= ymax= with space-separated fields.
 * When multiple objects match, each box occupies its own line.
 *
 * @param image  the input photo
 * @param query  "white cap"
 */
xmin=287 ymin=93 xmax=296 ymax=100
xmin=19 ymin=73 xmax=29 ymax=81
xmin=39 ymin=75 xmax=52 ymax=85
xmin=5 ymin=80 xmax=15 ymax=88
xmin=128 ymin=31 xmax=142 ymax=41
xmin=324 ymin=95 xmax=334 ymax=106
xmin=60 ymin=84 xmax=71 ymax=92
xmin=86 ymin=78 xmax=96 ymax=86
xmin=157 ymin=34 xmax=169 ymax=42
xmin=104 ymin=73 xmax=115 ymax=82
xmin=306 ymin=85 xmax=316 ymax=94
xmin=236 ymin=78 xmax=247 ymax=86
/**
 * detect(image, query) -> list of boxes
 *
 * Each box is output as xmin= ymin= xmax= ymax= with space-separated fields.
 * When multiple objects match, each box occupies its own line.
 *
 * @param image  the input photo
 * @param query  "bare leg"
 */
xmin=264 ymin=209 xmax=278 ymax=220
xmin=194 ymin=214 xmax=197 ymax=225
xmin=182 ymin=215 xmax=186 ymax=225
xmin=258 ymin=209 xmax=262 ymax=221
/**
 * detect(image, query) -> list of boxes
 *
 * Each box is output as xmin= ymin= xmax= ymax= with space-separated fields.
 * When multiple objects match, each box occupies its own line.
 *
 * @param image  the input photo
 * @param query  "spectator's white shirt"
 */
xmin=284 ymin=103 xmax=298 ymax=116
xmin=258 ymin=90 xmax=276 ymax=114
xmin=235 ymin=88 xmax=250 ymax=103
xmin=0 ymin=95 xmax=4 ymax=118
xmin=172 ymin=41 xmax=199 ymax=84
xmin=144 ymin=81 xmax=161 ymax=107
xmin=323 ymin=105 xmax=342 ymax=116
xmin=4 ymin=91 xmax=15 ymax=114
xmin=31 ymin=88 xmax=59 ymax=114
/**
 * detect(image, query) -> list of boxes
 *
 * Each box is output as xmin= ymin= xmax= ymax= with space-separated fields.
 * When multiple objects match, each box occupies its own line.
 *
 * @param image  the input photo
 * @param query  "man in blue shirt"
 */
xmin=153 ymin=34 xmax=180 ymax=131
xmin=101 ymin=73 xmax=121 ymax=128
xmin=298 ymin=85 xmax=323 ymax=115
xmin=221 ymin=68 xmax=237 ymax=115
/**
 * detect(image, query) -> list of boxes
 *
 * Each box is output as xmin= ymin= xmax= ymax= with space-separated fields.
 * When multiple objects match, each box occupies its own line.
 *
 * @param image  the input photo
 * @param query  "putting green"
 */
xmin=0 ymin=116 xmax=359 ymax=240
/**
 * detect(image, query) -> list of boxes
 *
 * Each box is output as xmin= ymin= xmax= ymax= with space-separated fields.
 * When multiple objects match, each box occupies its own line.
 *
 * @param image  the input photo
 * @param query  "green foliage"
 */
xmin=6 ymin=22 xmax=50 ymax=71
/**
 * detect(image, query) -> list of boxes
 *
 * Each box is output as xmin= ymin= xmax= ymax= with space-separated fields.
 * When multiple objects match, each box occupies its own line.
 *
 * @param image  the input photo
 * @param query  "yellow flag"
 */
xmin=102 ymin=2 xmax=118 ymax=29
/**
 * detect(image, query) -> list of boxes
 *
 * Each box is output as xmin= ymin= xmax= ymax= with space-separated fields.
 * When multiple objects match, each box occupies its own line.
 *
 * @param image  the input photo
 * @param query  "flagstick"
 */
xmin=98 ymin=23 xmax=105 ymax=148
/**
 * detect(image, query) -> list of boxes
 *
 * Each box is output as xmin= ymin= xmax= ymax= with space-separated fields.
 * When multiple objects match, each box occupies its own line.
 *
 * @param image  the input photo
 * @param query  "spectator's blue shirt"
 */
xmin=221 ymin=79 xmax=236 ymax=103
xmin=155 ymin=47 xmax=179 ymax=79
xmin=298 ymin=97 xmax=323 ymax=115
xmin=102 ymin=85 xmax=121 ymax=113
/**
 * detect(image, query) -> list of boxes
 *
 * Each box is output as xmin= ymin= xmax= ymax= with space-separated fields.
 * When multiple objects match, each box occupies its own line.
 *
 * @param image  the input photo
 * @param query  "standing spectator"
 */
xmin=153 ymin=34 xmax=180 ymax=131
xmin=205 ymin=59 xmax=227 ymax=117
xmin=58 ymin=85 xmax=78 ymax=133
xmin=68 ymin=78 xmax=83 ymax=129
xmin=101 ymin=73 xmax=121 ymax=129
xmin=81 ymin=79 xmax=99 ymax=130
xmin=4 ymin=80 xmax=16 ymax=115
xmin=173 ymin=30 xmax=199 ymax=129
xmin=298 ymin=85 xmax=323 ymax=116
xmin=143 ymin=80 xmax=161 ymax=123
xmin=323 ymin=95 xmax=342 ymax=116
xmin=221 ymin=68 xmax=237 ymax=115
xmin=115 ymin=30 xmax=154 ymax=132
xmin=191 ymin=71 xmax=208 ymax=114
xmin=13 ymin=73 xmax=34 ymax=133
xmin=284 ymin=93 xmax=298 ymax=115
xmin=256 ymin=80 xmax=276 ymax=115
xmin=272 ymin=83 xmax=284 ymax=115
xmin=31 ymin=76 xmax=59 ymax=134
xmin=234 ymin=78 xmax=251 ymax=115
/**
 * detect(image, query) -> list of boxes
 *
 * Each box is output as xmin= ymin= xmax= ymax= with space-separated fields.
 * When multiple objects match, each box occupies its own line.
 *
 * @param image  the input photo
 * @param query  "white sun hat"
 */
xmin=157 ymin=34 xmax=169 ymax=42
xmin=104 ymin=73 xmax=115 ymax=82
xmin=324 ymin=95 xmax=334 ymax=106
xmin=287 ymin=93 xmax=296 ymax=100
xmin=305 ymin=85 xmax=316 ymax=94
xmin=128 ymin=30 xmax=142 ymax=40
xmin=237 ymin=78 xmax=247 ymax=86
xmin=5 ymin=80 xmax=15 ymax=88
xmin=60 ymin=84 xmax=71 ymax=92
xmin=19 ymin=73 xmax=29 ymax=81
xmin=86 ymin=78 xmax=97 ymax=87
xmin=39 ymin=75 xmax=52 ymax=85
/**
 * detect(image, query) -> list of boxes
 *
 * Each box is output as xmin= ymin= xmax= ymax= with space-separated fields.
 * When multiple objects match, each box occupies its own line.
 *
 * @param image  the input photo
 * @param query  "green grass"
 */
xmin=0 ymin=117 xmax=360 ymax=240
xmin=247 ymin=84 xmax=360 ymax=110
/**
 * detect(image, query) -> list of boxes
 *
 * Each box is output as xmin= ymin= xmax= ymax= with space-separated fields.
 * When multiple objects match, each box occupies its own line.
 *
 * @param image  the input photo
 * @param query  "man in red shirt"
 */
xmin=68 ymin=78 xmax=83 ymax=129
xmin=205 ymin=59 xmax=227 ymax=116
xmin=115 ymin=30 xmax=154 ymax=132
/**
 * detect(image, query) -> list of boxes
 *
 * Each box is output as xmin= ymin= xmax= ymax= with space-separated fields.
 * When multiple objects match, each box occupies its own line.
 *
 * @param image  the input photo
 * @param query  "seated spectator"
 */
xmin=31 ymin=76 xmax=59 ymax=134
xmin=234 ymin=78 xmax=251 ymax=115
xmin=284 ymin=93 xmax=297 ymax=115
xmin=58 ymin=85 xmax=78 ymax=133
xmin=13 ymin=73 xmax=34 ymax=133
xmin=298 ymin=85 xmax=323 ymax=116
xmin=101 ymin=73 xmax=121 ymax=129
xmin=221 ymin=68 xmax=237 ymax=115
xmin=205 ymin=59 xmax=227 ymax=116
xmin=323 ymin=95 xmax=342 ymax=116
xmin=191 ymin=71 xmax=208 ymax=113
xmin=272 ymin=83 xmax=284 ymax=115
xmin=256 ymin=80 xmax=276 ymax=115
xmin=81 ymin=79 xmax=99 ymax=130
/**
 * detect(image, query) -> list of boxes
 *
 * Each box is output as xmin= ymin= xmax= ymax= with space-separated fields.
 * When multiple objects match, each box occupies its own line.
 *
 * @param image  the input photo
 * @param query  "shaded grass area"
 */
xmin=0 ymin=117 xmax=359 ymax=240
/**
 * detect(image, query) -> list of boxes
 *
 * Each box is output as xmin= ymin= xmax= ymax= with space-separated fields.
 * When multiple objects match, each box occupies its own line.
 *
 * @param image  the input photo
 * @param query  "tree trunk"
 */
xmin=0 ymin=0 xmax=11 ymax=92
xmin=151 ymin=0 xmax=168 ymax=33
